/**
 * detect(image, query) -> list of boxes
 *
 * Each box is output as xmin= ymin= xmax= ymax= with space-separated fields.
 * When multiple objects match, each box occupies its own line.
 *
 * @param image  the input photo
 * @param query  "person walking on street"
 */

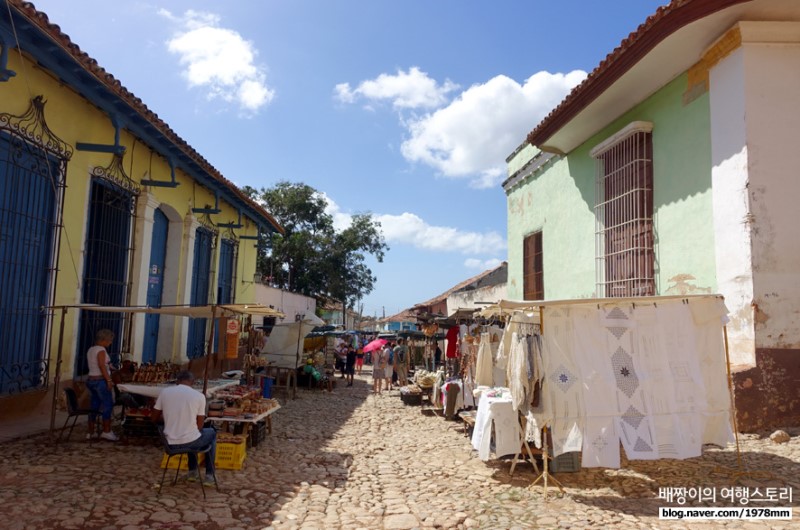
xmin=384 ymin=342 xmax=394 ymax=391
xmin=151 ymin=371 xmax=217 ymax=486
xmin=394 ymin=338 xmax=409 ymax=387
xmin=85 ymin=329 xmax=119 ymax=441
xmin=345 ymin=346 xmax=357 ymax=387
xmin=336 ymin=340 xmax=348 ymax=379
xmin=372 ymin=346 xmax=387 ymax=395
xmin=355 ymin=348 xmax=365 ymax=375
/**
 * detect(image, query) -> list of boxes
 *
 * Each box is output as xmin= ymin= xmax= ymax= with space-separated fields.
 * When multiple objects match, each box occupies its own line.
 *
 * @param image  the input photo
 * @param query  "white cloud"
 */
xmin=400 ymin=70 xmax=586 ymax=188
xmin=322 ymin=194 xmax=506 ymax=255
xmin=319 ymin=192 xmax=353 ymax=232
xmin=161 ymin=9 xmax=275 ymax=113
xmin=375 ymin=212 xmax=506 ymax=254
xmin=335 ymin=67 xmax=459 ymax=110
xmin=464 ymin=258 xmax=502 ymax=270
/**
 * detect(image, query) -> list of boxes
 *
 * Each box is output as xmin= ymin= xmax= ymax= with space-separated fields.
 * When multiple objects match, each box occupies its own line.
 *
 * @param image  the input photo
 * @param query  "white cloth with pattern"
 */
xmin=471 ymin=392 xmax=521 ymax=461
xmin=529 ymin=297 xmax=733 ymax=468
xmin=538 ymin=306 xmax=584 ymax=456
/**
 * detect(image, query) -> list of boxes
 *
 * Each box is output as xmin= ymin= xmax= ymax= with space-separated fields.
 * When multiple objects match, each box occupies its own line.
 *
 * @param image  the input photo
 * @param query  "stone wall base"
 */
xmin=732 ymin=348 xmax=800 ymax=432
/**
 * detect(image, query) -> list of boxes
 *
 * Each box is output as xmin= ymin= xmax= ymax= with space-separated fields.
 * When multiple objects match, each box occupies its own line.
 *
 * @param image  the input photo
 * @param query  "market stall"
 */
xmin=471 ymin=294 xmax=737 ymax=497
xmin=47 ymin=303 xmax=285 ymax=437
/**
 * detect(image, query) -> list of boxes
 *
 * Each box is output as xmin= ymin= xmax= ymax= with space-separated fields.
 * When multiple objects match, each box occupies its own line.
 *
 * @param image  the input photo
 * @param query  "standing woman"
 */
xmin=372 ymin=346 xmax=387 ymax=395
xmin=355 ymin=348 xmax=365 ymax=375
xmin=86 ymin=329 xmax=119 ymax=441
xmin=384 ymin=342 xmax=395 ymax=392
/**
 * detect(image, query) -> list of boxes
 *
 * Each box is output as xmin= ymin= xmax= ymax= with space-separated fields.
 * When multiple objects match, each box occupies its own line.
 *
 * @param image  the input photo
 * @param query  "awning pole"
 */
xmin=49 ymin=306 xmax=68 ymax=441
xmin=203 ymin=305 xmax=217 ymax=395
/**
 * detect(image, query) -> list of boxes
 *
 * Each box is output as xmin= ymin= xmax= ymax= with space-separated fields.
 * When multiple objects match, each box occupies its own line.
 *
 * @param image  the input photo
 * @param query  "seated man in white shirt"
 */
xmin=151 ymin=370 xmax=216 ymax=485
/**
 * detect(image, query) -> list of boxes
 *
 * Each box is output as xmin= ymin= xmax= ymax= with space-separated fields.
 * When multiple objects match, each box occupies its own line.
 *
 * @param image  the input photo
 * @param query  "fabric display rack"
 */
xmin=466 ymin=294 xmax=742 ymax=500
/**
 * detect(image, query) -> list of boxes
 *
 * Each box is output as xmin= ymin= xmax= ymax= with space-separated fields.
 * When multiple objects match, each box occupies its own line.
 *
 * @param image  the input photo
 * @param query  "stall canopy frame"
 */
xmin=47 ymin=303 xmax=285 ymax=437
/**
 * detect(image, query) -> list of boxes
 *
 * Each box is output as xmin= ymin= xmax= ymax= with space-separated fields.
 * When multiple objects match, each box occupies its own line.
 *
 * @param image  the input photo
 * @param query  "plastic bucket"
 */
xmin=261 ymin=376 xmax=275 ymax=398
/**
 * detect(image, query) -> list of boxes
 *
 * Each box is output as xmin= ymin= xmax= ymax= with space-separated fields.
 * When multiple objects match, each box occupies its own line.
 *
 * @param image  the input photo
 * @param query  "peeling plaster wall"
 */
xmin=742 ymin=41 xmax=800 ymax=351
xmin=709 ymin=47 xmax=756 ymax=367
xmin=710 ymin=23 xmax=800 ymax=431
xmin=505 ymin=154 xmax=596 ymax=301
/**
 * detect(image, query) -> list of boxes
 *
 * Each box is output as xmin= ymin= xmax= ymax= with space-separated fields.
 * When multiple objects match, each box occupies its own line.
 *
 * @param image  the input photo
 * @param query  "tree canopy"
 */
xmin=243 ymin=181 xmax=388 ymax=310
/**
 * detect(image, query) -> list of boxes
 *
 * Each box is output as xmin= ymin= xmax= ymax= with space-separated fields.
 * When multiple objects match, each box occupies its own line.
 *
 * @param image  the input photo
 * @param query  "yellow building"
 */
xmin=0 ymin=1 xmax=283 ymax=416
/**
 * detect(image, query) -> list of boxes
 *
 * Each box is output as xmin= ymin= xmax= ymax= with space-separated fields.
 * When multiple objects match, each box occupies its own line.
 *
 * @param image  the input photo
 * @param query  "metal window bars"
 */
xmin=593 ymin=125 xmax=655 ymax=298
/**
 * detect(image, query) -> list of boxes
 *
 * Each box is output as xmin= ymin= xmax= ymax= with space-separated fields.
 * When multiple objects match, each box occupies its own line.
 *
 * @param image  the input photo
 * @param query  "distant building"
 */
xmin=446 ymin=262 xmax=508 ymax=318
xmin=318 ymin=300 xmax=361 ymax=329
xmin=253 ymin=281 xmax=316 ymax=327
xmin=413 ymin=262 xmax=507 ymax=320
xmin=377 ymin=309 xmax=418 ymax=333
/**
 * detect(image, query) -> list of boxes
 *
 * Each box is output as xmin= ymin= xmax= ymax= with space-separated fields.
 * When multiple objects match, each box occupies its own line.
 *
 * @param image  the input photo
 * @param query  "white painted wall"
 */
xmin=740 ymin=31 xmax=800 ymax=350
xmin=447 ymin=284 xmax=508 ymax=317
xmin=710 ymin=22 xmax=800 ymax=363
xmin=254 ymin=283 xmax=317 ymax=324
xmin=709 ymin=46 xmax=756 ymax=366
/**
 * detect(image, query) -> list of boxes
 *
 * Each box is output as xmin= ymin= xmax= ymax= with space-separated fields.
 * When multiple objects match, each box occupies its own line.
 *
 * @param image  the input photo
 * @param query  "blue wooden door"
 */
xmin=187 ymin=227 xmax=213 ymax=358
xmin=142 ymin=208 xmax=168 ymax=364
xmin=0 ymin=132 xmax=61 ymax=394
xmin=217 ymin=239 xmax=235 ymax=304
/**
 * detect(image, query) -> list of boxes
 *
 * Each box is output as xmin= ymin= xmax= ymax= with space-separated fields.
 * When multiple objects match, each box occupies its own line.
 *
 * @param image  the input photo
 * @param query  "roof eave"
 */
xmin=526 ymin=0 xmax=752 ymax=151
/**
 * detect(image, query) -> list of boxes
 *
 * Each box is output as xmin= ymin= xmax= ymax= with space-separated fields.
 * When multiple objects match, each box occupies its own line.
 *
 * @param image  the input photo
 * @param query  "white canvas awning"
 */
xmin=49 ymin=303 xmax=285 ymax=319
xmin=477 ymin=294 xmax=724 ymax=321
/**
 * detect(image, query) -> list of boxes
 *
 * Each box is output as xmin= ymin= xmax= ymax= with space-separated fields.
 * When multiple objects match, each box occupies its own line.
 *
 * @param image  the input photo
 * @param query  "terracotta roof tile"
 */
xmin=412 ymin=262 xmax=507 ymax=310
xmin=380 ymin=309 xmax=417 ymax=323
xmin=526 ymin=0 xmax=750 ymax=148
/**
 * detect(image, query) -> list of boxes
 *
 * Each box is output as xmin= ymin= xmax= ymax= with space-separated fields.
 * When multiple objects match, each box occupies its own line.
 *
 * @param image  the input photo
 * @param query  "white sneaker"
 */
xmin=100 ymin=431 xmax=119 ymax=442
xmin=85 ymin=433 xmax=97 ymax=440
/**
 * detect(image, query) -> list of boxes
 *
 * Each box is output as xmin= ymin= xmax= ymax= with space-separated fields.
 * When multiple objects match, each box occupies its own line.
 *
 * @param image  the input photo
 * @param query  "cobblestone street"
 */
xmin=1 ymin=374 xmax=798 ymax=529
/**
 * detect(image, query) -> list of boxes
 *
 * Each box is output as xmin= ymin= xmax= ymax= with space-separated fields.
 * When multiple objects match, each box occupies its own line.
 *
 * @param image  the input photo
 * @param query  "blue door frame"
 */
xmin=142 ymin=208 xmax=168 ymax=364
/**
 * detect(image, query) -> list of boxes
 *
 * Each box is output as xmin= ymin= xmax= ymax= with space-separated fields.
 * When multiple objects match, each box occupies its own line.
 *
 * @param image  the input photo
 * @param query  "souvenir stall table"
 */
xmin=116 ymin=379 xmax=240 ymax=439
xmin=118 ymin=378 xmax=239 ymax=399
xmin=206 ymin=384 xmax=281 ymax=449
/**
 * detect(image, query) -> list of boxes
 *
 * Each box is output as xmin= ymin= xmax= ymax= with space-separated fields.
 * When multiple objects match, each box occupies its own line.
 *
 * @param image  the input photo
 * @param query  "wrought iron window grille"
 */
xmin=0 ymin=95 xmax=73 ymax=160
xmin=91 ymin=152 xmax=140 ymax=197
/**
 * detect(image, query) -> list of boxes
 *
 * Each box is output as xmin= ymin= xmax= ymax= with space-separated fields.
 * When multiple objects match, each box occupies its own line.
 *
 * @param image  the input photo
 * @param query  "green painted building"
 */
xmin=503 ymin=0 xmax=800 ymax=431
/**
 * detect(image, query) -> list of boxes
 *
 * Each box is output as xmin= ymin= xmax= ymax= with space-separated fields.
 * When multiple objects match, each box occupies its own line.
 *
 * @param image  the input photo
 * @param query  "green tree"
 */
xmin=243 ymin=182 xmax=388 ymax=313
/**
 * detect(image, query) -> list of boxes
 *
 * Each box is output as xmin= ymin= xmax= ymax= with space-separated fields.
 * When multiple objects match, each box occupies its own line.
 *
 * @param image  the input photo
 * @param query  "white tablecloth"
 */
xmin=471 ymin=391 xmax=520 ymax=461
xmin=117 ymin=379 xmax=238 ymax=399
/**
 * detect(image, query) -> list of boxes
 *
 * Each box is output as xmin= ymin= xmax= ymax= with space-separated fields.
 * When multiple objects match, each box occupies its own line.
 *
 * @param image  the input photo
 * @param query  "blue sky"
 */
xmin=30 ymin=0 xmax=666 ymax=318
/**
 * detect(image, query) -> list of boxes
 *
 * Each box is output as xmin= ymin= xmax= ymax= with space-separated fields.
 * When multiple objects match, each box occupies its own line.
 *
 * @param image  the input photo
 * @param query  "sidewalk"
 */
xmin=0 ymin=409 xmax=68 ymax=443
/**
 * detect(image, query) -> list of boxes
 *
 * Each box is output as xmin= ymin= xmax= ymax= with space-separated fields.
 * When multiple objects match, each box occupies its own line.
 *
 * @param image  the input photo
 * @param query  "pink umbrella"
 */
xmin=362 ymin=338 xmax=388 ymax=353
